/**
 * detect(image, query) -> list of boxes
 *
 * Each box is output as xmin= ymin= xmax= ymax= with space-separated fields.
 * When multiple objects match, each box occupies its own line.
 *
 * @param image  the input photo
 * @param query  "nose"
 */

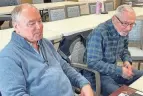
xmin=126 ymin=25 xmax=132 ymax=32
xmin=36 ymin=22 xmax=42 ymax=29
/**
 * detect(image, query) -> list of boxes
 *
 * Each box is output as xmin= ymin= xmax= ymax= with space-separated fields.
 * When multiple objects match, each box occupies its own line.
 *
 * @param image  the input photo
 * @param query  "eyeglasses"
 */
xmin=115 ymin=16 xmax=136 ymax=28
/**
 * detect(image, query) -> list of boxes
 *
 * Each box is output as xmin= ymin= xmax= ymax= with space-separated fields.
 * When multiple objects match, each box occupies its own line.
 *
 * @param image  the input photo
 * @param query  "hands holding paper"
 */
xmin=122 ymin=61 xmax=134 ymax=79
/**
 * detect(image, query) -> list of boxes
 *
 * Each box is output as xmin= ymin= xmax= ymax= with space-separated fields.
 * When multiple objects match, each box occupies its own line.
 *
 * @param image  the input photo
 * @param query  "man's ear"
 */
xmin=13 ymin=22 xmax=19 ymax=32
xmin=112 ymin=15 xmax=118 ymax=25
xmin=112 ymin=15 xmax=116 ymax=21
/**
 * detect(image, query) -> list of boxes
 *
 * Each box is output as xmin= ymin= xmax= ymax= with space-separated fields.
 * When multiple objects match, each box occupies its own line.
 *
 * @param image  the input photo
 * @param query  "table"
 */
xmin=110 ymin=76 xmax=143 ymax=96
xmin=34 ymin=1 xmax=86 ymax=10
xmin=43 ymin=14 xmax=112 ymax=36
xmin=133 ymin=3 xmax=143 ymax=7
xmin=109 ymin=85 xmax=136 ymax=96
xmin=130 ymin=76 xmax=143 ymax=92
xmin=0 ymin=1 xmax=86 ymax=15
xmin=43 ymin=7 xmax=143 ymax=36
xmin=0 ymin=6 xmax=16 ymax=15
xmin=129 ymin=47 xmax=143 ymax=61
xmin=128 ymin=47 xmax=143 ymax=69
xmin=43 ymin=27 xmax=63 ymax=41
xmin=0 ymin=29 xmax=12 ymax=51
xmin=107 ymin=7 xmax=143 ymax=17
xmin=0 ymin=1 xmax=87 ymax=22
xmin=0 ymin=27 xmax=63 ymax=51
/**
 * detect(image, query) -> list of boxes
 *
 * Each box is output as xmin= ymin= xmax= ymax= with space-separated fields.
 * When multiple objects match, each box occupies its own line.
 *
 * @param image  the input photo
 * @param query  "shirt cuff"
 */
xmin=79 ymin=78 xmax=90 ymax=89
xmin=122 ymin=56 xmax=132 ymax=64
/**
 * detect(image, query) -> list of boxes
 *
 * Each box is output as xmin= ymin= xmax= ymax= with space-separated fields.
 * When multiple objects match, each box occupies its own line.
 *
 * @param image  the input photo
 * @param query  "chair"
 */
xmin=103 ymin=1 xmax=114 ymax=12
xmin=58 ymin=30 xmax=101 ymax=96
xmin=0 ymin=0 xmax=18 ymax=29
xmin=79 ymin=4 xmax=90 ymax=15
xmin=32 ymin=0 xmax=44 ymax=4
xmin=88 ymin=2 xmax=96 ymax=14
xmin=128 ymin=18 xmax=143 ymax=69
xmin=9 ymin=0 xmax=19 ymax=6
xmin=65 ymin=4 xmax=81 ymax=18
xmin=0 ymin=0 xmax=18 ymax=6
xmin=0 ymin=15 xmax=12 ymax=30
xmin=51 ymin=0 xmax=63 ymax=2
xmin=47 ymin=6 xmax=67 ymax=21
xmin=0 ymin=1 xmax=8 ymax=6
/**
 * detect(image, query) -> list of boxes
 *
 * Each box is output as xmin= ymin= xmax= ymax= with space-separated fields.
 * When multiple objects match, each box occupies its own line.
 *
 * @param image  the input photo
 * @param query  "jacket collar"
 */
xmin=106 ymin=19 xmax=120 ymax=37
xmin=11 ymin=31 xmax=42 ymax=53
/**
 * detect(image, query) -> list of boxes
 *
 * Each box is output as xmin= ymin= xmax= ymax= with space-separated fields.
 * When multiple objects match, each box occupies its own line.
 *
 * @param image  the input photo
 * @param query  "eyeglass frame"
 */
xmin=115 ymin=15 xmax=136 ymax=28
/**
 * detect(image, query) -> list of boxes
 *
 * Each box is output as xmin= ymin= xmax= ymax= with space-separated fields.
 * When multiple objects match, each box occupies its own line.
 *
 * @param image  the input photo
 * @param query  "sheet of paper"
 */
xmin=135 ymin=91 xmax=143 ymax=95
xmin=118 ymin=93 xmax=129 ymax=96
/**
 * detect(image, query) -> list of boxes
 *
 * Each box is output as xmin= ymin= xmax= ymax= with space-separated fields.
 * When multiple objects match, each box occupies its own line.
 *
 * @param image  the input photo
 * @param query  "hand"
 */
xmin=80 ymin=84 xmax=94 ymax=96
xmin=122 ymin=66 xmax=134 ymax=79
xmin=123 ymin=61 xmax=133 ymax=71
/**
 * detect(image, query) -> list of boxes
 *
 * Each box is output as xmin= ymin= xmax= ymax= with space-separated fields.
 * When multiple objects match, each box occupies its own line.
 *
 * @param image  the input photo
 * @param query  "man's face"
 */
xmin=115 ymin=11 xmax=136 ymax=36
xmin=14 ymin=7 xmax=43 ymax=43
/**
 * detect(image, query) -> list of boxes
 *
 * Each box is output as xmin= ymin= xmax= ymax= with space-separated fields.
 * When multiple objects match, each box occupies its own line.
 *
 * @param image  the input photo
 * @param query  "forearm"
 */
xmin=87 ymin=59 xmax=122 ymax=76
xmin=121 ymin=38 xmax=132 ymax=63
xmin=61 ymin=61 xmax=89 ymax=88
xmin=56 ymin=49 xmax=89 ymax=88
xmin=121 ymin=52 xmax=132 ymax=63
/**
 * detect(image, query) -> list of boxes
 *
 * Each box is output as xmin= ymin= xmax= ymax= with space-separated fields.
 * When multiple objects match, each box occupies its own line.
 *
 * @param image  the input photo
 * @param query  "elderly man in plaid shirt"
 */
xmin=83 ymin=4 xmax=143 ymax=96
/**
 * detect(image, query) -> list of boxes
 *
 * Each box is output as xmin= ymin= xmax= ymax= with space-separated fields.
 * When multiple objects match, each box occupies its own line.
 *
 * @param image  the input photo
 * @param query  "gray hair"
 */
xmin=115 ymin=4 xmax=135 ymax=18
xmin=11 ymin=3 xmax=38 ymax=23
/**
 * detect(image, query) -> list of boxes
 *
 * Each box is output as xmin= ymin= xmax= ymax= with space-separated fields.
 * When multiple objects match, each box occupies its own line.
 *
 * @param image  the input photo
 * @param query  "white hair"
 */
xmin=11 ymin=3 xmax=38 ymax=23
xmin=115 ymin=4 xmax=135 ymax=18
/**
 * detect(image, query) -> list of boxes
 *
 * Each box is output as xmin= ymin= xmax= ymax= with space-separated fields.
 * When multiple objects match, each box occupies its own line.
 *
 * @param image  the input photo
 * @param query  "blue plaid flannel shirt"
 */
xmin=84 ymin=19 xmax=132 ymax=76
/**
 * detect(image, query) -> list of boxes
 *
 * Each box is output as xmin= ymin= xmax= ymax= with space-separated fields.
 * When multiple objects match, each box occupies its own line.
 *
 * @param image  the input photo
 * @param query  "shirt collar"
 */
xmin=106 ymin=19 xmax=120 ymax=36
xmin=11 ymin=31 xmax=42 ymax=53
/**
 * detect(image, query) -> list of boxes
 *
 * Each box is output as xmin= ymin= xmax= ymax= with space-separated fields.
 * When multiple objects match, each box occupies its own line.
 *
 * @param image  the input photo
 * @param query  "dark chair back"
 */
xmin=58 ymin=30 xmax=101 ymax=96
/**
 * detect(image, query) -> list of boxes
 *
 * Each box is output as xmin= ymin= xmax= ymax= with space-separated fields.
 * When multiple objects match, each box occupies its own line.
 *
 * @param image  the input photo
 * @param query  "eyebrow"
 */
xmin=28 ymin=20 xmax=35 ymax=23
xmin=115 ymin=16 xmax=134 ymax=24
xmin=28 ymin=18 xmax=42 ymax=22
xmin=115 ymin=16 xmax=123 ymax=23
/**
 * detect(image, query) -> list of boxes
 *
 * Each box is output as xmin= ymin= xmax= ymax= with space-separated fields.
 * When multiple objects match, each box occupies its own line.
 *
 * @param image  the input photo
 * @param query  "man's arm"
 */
xmin=86 ymin=28 xmax=122 ymax=76
xmin=58 ymin=55 xmax=94 ymax=96
xmin=44 ymin=38 xmax=94 ymax=95
xmin=120 ymin=37 xmax=132 ymax=64
xmin=0 ymin=57 xmax=29 ymax=96
xmin=58 ymin=53 xmax=90 ymax=88
xmin=120 ymin=37 xmax=134 ymax=79
xmin=45 ymin=38 xmax=90 ymax=88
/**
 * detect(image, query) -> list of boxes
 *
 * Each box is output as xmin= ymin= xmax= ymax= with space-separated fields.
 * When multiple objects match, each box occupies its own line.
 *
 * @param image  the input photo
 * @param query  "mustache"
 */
xmin=119 ymin=31 xmax=128 ymax=36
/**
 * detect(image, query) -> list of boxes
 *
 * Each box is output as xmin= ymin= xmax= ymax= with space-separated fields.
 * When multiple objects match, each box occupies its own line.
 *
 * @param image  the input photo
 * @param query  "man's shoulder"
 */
xmin=0 ymin=42 xmax=18 ymax=58
xmin=92 ymin=23 xmax=109 ymax=37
